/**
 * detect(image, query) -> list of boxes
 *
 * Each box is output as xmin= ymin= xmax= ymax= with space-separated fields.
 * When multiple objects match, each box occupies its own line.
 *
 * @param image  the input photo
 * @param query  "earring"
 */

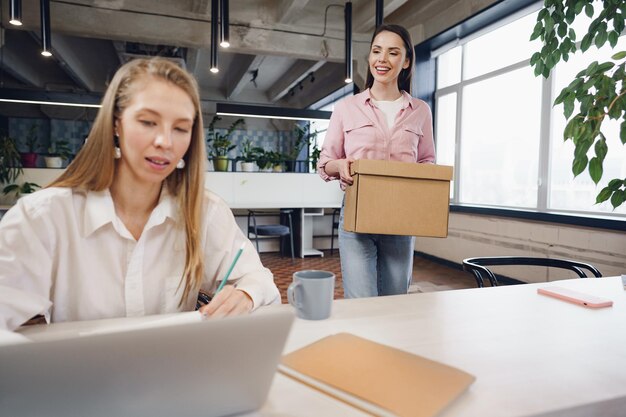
xmin=176 ymin=159 xmax=185 ymax=169
xmin=113 ymin=133 xmax=121 ymax=159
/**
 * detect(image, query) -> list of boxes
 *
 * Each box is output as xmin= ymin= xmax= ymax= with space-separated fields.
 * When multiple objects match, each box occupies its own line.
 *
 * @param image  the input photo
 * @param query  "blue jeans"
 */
xmin=338 ymin=205 xmax=415 ymax=298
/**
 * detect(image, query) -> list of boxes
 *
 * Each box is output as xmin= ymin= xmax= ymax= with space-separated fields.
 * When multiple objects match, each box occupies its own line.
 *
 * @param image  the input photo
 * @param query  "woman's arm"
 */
xmin=0 ymin=198 xmax=53 ymax=330
xmin=199 ymin=194 xmax=280 ymax=317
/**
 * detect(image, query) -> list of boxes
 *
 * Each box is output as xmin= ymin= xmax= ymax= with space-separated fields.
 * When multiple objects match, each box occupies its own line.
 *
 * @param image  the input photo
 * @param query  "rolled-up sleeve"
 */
xmin=0 ymin=200 xmax=54 ymax=330
xmin=201 ymin=194 xmax=280 ymax=310
xmin=317 ymin=101 xmax=347 ymax=182
xmin=417 ymin=103 xmax=435 ymax=164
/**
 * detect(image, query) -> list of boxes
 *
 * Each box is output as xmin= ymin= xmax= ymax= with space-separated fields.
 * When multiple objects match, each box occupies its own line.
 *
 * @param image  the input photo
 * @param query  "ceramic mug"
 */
xmin=287 ymin=270 xmax=335 ymax=320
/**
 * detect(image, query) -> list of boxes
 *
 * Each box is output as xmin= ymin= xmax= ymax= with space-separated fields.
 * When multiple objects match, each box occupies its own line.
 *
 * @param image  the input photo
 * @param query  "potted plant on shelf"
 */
xmin=2 ymin=181 xmax=40 ymax=200
xmin=0 ymin=133 xmax=23 ymax=186
xmin=284 ymin=124 xmax=317 ymax=172
xmin=44 ymin=139 xmax=73 ymax=168
xmin=206 ymin=115 xmax=245 ymax=172
xmin=20 ymin=125 xmax=41 ymax=168
xmin=255 ymin=149 xmax=273 ymax=172
xmin=237 ymin=139 xmax=262 ymax=172
xmin=310 ymin=144 xmax=321 ymax=173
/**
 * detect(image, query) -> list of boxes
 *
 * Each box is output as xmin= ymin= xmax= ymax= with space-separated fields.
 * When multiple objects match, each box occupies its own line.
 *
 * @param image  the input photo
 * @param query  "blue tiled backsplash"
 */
xmin=8 ymin=118 xmax=304 ymax=168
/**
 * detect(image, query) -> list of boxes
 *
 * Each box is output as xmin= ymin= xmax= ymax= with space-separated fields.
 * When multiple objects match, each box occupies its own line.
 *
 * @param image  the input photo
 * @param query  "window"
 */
xmin=434 ymin=4 xmax=626 ymax=217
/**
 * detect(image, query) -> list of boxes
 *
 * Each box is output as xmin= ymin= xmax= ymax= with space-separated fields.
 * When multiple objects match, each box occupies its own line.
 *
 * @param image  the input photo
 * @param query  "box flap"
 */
xmin=350 ymin=160 xmax=453 ymax=181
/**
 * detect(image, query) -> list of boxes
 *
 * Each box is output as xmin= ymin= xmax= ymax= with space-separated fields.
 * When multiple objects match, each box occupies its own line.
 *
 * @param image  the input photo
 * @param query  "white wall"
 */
xmin=414 ymin=212 xmax=626 ymax=283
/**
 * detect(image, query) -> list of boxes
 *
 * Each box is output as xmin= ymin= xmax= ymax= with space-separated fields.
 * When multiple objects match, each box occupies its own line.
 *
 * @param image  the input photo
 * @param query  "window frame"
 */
xmin=416 ymin=0 xmax=626 ymax=230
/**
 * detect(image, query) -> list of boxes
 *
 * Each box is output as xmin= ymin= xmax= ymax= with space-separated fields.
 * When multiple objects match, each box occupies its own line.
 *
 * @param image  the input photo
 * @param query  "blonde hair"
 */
xmin=51 ymin=58 xmax=206 ymax=306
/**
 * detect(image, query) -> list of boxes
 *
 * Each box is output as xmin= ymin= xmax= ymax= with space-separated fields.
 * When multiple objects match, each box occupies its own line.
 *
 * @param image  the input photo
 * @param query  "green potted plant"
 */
xmin=2 ymin=181 xmax=40 ymax=201
xmin=310 ymin=143 xmax=321 ymax=173
xmin=255 ymin=149 xmax=273 ymax=172
xmin=530 ymin=1 xmax=626 ymax=208
xmin=268 ymin=151 xmax=285 ymax=172
xmin=206 ymin=116 xmax=245 ymax=172
xmin=284 ymin=124 xmax=315 ymax=172
xmin=0 ymin=133 xmax=23 ymax=185
xmin=237 ymin=139 xmax=262 ymax=172
xmin=44 ymin=139 xmax=73 ymax=168
xmin=20 ymin=125 xmax=41 ymax=168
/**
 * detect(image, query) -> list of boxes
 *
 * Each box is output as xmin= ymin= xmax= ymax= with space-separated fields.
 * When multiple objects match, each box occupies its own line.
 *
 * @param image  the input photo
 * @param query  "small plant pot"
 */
xmin=272 ymin=164 xmax=283 ymax=173
xmin=212 ymin=156 xmax=229 ymax=172
xmin=44 ymin=156 xmax=63 ymax=168
xmin=20 ymin=152 xmax=38 ymax=168
xmin=241 ymin=162 xmax=256 ymax=172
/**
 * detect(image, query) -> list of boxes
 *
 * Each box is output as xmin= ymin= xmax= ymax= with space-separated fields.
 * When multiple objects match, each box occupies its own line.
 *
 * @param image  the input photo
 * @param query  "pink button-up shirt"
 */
xmin=318 ymin=89 xmax=435 ymax=188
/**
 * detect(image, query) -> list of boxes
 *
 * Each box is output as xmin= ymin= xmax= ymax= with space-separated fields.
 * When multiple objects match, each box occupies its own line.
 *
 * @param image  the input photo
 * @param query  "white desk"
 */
xmin=18 ymin=277 xmax=626 ymax=417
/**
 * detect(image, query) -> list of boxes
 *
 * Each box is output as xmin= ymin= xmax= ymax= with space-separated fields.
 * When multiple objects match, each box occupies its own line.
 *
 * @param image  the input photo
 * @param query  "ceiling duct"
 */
xmin=114 ymin=41 xmax=187 ymax=69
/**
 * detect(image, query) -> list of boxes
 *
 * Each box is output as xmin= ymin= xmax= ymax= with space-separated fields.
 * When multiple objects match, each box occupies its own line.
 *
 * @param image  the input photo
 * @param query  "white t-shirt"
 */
xmin=0 ymin=186 xmax=280 ymax=330
xmin=372 ymin=95 xmax=404 ymax=129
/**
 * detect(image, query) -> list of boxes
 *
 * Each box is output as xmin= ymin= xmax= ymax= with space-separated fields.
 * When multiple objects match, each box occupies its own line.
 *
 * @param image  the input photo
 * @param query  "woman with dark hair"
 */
xmin=0 ymin=58 xmax=279 ymax=330
xmin=318 ymin=24 xmax=435 ymax=298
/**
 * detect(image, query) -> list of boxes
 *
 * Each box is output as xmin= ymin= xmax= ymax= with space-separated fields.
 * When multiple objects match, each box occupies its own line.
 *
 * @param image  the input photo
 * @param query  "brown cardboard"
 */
xmin=343 ymin=160 xmax=453 ymax=237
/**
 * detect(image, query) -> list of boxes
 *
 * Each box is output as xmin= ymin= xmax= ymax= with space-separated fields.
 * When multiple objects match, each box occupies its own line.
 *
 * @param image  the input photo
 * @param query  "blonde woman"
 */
xmin=0 ymin=58 xmax=279 ymax=330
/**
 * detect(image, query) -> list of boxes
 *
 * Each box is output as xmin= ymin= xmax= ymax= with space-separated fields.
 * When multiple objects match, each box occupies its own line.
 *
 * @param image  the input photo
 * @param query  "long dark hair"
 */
xmin=365 ymin=24 xmax=414 ymax=94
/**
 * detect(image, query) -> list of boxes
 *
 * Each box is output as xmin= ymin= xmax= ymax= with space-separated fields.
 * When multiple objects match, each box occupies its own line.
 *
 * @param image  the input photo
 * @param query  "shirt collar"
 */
xmin=362 ymin=88 xmax=416 ymax=110
xmin=83 ymin=185 xmax=178 ymax=238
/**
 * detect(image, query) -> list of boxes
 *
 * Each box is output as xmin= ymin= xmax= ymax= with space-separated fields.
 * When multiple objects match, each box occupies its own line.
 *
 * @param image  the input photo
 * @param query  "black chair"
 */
xmin=248 ymin=209 xmax=294 ymax=261
xmin=330 ymin=208 xmax=340 ymax=255
xmin=462 ymin=256 xmax=602 ymax=288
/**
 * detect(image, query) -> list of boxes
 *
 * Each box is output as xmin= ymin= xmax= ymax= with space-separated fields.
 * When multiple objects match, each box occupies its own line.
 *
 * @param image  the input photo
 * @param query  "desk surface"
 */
xmin=18 ymin=276 xmax=626 ymax=417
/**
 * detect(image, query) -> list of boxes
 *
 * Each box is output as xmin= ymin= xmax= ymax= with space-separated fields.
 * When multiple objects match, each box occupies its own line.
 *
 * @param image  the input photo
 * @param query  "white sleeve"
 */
xmin=201 ymin=195 xmax=281 ymax=310
xmin=0 ymin=198 xmax=54 ymax=330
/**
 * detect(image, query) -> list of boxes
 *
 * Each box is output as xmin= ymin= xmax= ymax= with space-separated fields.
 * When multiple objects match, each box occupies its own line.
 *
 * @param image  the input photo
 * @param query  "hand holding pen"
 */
xmin=199 ymin=243 xmax=253 ymax=318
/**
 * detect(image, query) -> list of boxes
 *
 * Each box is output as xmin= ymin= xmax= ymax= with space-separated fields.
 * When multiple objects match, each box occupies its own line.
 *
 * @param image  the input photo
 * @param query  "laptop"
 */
xmin=0 ymin=309 xmax=294 ymax=417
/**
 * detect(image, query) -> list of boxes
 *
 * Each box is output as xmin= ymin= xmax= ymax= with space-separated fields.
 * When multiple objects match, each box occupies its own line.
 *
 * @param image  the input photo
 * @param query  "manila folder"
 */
xmin=279 ymin=333 xmax=475 ymax=417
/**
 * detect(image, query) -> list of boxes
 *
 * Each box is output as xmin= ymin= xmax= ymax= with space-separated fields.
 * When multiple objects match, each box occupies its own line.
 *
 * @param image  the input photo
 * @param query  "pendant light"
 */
xmin=344 ymin=2 xmax=352 ymax=83
xmin=9 ymin=0 xmax=22 ymax=26
xmin=40 ymin=0 xmax=52 ymax=57
xmin=220 ymin=0 xmax=229 ymax=48
xmin=210 ymin=0 xmax=219 ymax=73
xmin=376 ymin=0 xmax=383 ymax=28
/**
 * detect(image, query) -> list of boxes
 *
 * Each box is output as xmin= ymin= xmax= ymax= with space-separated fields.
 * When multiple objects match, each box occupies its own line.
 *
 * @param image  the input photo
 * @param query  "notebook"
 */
xmin=0 ymin=309 xmax=294 ymax=417
xmin=279 ymin=333 xmax=475 ymax=417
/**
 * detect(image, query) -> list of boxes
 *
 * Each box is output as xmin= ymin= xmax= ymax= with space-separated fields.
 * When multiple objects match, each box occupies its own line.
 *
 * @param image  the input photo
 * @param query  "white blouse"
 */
xmin=0 ymin=186 xmax=280 ymax=330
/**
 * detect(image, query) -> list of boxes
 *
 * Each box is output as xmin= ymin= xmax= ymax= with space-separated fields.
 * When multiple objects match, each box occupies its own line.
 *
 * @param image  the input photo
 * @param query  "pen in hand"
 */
xmin=215 ymin=242 xmax=245 ymax=294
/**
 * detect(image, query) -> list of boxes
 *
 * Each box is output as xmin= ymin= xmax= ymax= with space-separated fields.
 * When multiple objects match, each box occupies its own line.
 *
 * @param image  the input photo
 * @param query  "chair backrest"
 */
xmin=462 ymin=256 xmax=602 ymax=287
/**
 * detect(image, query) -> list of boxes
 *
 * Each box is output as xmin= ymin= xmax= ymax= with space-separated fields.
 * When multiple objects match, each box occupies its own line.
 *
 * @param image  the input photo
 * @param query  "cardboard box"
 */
xmin=343 ymin=160 xmax=453 ymax=237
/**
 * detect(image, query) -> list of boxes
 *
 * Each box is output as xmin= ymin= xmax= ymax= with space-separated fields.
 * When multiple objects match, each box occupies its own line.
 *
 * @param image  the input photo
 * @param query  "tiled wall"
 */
xmin=8 ymin=118 xmax=305 ymax=169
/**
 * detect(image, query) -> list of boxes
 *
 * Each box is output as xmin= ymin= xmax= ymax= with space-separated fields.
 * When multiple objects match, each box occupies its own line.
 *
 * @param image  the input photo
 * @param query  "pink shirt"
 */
xmin=318 ymin=89 xmax=435 ymax=187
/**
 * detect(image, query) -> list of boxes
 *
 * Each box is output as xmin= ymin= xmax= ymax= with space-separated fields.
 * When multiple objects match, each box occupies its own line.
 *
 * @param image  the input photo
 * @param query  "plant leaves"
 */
xmin=595 ymin=137 xmax=608 ymax=160
xmin=585 ymin=3 xmax=594 ymax=18
xmin=608 ymin=178 xmax=623 ymax=191
xmin=572 ymin=154 xmax=588 ymax=176
xmin=595 ymin=186 xmax=612 ymax=204
xmin=612 ymin=51 xmax=626 ymax=60
xmin=588 ymin=157 xmax=603 ymax=184
xmin=620 ymin=120 xmax=626 ymax=144
xmin=610 ymin=189 xmax=625 ymax=209
xmin=608 ymin=31 xmax=619 ymax=48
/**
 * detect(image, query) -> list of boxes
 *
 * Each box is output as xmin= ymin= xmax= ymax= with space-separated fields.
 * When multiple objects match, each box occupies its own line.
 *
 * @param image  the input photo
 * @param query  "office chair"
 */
xmin=462 ymin=256 xmax=602 ymax=288
xmin=330 ymin=208 xmax=340 ymax=255
xmin=248 ymin=209 xmax=294 ymax=261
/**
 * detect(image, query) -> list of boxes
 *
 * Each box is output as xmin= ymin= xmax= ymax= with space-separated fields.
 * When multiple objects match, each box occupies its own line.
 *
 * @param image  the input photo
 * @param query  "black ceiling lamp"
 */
xmin=375 ymin=0 xmax=383 ymax=28
xmin=220 ymin=0 xmax=229 ymax=48
xmin=40 ymin=0 xmax=52 ymax=57
xmin=9 ymin=0 xmax=22 ymax=26
xmin=210 ymin=0 xmax=219 ymax=73
xmin=344 ymin=2 xmax=352 ymax=83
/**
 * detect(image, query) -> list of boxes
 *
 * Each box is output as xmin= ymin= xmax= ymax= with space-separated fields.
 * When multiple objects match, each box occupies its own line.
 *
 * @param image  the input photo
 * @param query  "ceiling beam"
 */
xmin=226 ymin=55 xmax=264 ymax=100
xmin=12 ymin=0 xmax=369 ymax=63
xmin=266 ymin=59 xmax=326 ymax=103
xmin=276 ymin=0 xmax=311 ymax=24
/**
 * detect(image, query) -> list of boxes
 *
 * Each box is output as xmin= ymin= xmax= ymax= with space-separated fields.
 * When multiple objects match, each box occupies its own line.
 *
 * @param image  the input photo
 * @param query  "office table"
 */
xmin=18 ymin=276 xmax=626 ymax=417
